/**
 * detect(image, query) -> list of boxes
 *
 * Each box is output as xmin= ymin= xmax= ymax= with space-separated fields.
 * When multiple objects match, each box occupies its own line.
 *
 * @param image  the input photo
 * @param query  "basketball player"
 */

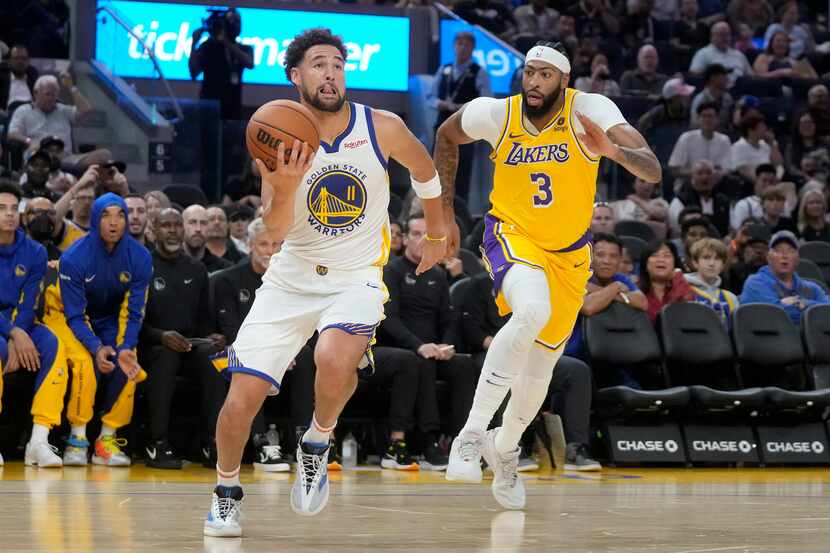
xmin=204 ymin=28 xmax=448 ymax=536
xmin=435 ymin=42 xmax=661 ymax=509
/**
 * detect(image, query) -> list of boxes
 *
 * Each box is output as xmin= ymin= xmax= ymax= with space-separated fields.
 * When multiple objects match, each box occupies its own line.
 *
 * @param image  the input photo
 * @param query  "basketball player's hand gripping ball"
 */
xmin=254 ymin=140 xmax=316 ymax=197
xmin=575 ymin=111 xmax=617 ymax=159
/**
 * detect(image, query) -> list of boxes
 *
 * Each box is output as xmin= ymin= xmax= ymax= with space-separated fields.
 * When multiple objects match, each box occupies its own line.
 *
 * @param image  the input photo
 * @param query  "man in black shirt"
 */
xmin=139 ymin=208 xmax=227 ymax=469
xmin=188 ymin=8 xmax=253 ymax=120
xmin=183 ymin=204 xmax=231 ymax=273
xmin=213 ymin=218 xmax=315 ymax=471
xmin=380 ymin=214 xmax=476 ymax=446
xmin=206 ymin=205 xmax=243 ymax=263
xmin=21 ymin=149 xmax=59 ymax=202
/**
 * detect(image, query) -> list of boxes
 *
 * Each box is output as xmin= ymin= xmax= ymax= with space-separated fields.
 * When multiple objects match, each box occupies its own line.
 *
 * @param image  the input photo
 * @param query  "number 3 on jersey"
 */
xmin=531 ymin=172 xmax=553 ymax=207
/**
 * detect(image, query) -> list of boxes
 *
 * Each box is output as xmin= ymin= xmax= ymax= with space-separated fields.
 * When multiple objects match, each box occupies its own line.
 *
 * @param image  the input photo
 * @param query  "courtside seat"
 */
xmin=688 ymin=385 xmax=766 ymax=412
xmin=597 ymin=386 xmax=690 ymax=418
xmin=733 ymin=304 xmax=805 ymax=390
xmin=803 ymin=304 xmax=830 ymax=389
xmin=762 ymin=387 xmax=830 ymax=413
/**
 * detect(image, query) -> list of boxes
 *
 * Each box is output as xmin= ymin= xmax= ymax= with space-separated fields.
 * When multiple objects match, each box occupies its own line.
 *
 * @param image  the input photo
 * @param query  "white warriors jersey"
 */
xmin=274 ymin=101 xmax=391 ymax=272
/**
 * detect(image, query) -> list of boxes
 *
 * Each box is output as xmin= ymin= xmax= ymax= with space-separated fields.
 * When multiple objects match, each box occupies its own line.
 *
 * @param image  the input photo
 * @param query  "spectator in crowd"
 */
xmin=731 ymin=163 xmax=777 ymax=229
xmin=212 ymin=218 xmax=315 ymax=471
xmin=590 ymin=202 xmax=616 ymax=235
xmin=551 ymin=14 xmax=578 ymax=52
xmin=453 ymin=0 xmax=516 ymax=37
xmin=685 ymin=238 xmax=739 ymax=327
xmin=227 ymin=204 xmax=254 ymax=256
xmin=727 ymin=0 xmax=774 ymax=37
xmin=28 ymin=136 xmax=75 ymax=195
xmin=689 ymin=22 xmax=754 ymax=85
xmin=740 ymin=230 xmax=830 ymax=324
xmin=689 ymin=65 xmax=734 ymax=131
xmin=620 ymin=245 xmax=638 ymax=283
xmin=670 ymin=0 xmax=711 ymax=67
xmin=66 ymin=183 xmax=94 ymax=233
xmin=205 ymin=205 xmax=243 ymax=263
xmin=574 ymin=53 xmax=620 ymax=96
xmin=182 ymin=204 xmax=231 ymax=273
xmin=622 ymin=0 xmax=670 ymax=48
xmin=724 ymin=222 xmax=770 ymax=294
xmin=124 ymin=194 xmax=148 ymax=247
xmin=513 ymin=0 xmax=559 ymax=41
xmin=753 ymin=31 xmax=818 ymax=79
xmin=764 ymin=1 xmax=813 ymax=60
xmin=0 ymin=45 xmax=37 ymax=116
xmin=733 ymin=22 xmax=757 ymax=53
xmin=786 ymin=112 xmax=829 ymax=172
xmin=620 ymin=45 xmax=667 ymax=98
xmin=640 ymin=239 xmax=694 ymax=323
xmin=223 ymin=157 xmax=262 ymax=209
xmin=564 ymin=0 xmax=620 ymax=40
xmin=0 ymin=182 xmax=68 ymax=468
xmin=24 ymin=196 xmax=84 ymax=256
xmin=429 ymin=32 xmax=492 ymax=202
xmin=669 ymin=103 xmax=733 ymax=179
xmin=638 ymin=78 xmax=694 ymax=135
xmin=613 ymin=177 xmax=669 ymax=238
xmin=669 ymin=160 xmax=731 ymax=236
xmin=143 ymin=190 xmax=171 ymax=244
xmin=19 ymin=149 xmax=59 ymax=202
xmin=807 ymin=84 xmax=830 ymax=139
xmin=139 ymin=208 xmax=227 ymax=469
xmin=797 ymin=188 xmax=830 ymax=242
xmin=380 ymin=213 xmax=476 ymax=441
xmin=730 ymin=114 xmax=783 ymax=178
xmin=461 ymin=270 xmax=602 ymax=470
xmin=7 ymin=74 xmax=90 ymax=154
xmin=188 ymin=7 xmax=253 ymax=120
xmin=390 ymin=220 xmax=404 ymax=257
xmin=56 ymin=193 xmax=151 ymax=467
xmin=679 ymin=216 xmax=714 ymax=268
xmin=759 ymin=184 xmax=798 ymax=235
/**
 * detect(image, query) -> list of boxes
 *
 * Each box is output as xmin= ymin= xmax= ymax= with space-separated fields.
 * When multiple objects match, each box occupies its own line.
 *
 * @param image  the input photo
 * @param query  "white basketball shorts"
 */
xmin=227 ymin=251 xmax=386 ymax=393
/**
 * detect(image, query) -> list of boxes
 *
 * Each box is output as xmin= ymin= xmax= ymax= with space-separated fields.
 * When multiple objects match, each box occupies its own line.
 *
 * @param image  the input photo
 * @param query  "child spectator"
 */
xmin=685 ymin=238 xmax=740 ymax=327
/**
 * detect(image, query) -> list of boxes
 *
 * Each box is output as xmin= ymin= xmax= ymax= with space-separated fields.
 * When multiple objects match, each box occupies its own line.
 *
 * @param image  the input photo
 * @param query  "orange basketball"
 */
xmin=246 ymin=100 xmax=320 ymax=171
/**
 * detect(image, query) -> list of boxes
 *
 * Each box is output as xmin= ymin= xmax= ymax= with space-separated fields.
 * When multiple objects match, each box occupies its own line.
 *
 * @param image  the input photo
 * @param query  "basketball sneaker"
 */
xmin=254 ymin=444 xmax=290 ymax=472
xmin=481 ymin=428 xmax=525 ymax=510
xmin=0 ymin=451 xmax=3 ymax=465
xmin=381 ymin=439 xmax=419 ymax=471
xmin=203 ymin=485 xmax=243 ymax=538
xmin=291 ymin=441 xmax=330 ymax=516
xmin=24 ymin=440 xmax=63 ymax=468
xmin=420 ymin=441 xmax=449 ymax=471
xmin=564 ymin=443 xmax=601 ymax=472
xmin=63 ymin=435 xmax=89 ymax=466
xmin=145 ymin=440 xmax=182 ymax=470
xmin=92 ymin=435 xmax=131 ymax=466
xmin=446 ymin=429 xmax=484 ymax=482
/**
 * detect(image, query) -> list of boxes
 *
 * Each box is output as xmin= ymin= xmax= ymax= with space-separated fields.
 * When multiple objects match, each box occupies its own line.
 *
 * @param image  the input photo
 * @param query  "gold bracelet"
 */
xmin=424 ymin=234 xmax=447 ymax=243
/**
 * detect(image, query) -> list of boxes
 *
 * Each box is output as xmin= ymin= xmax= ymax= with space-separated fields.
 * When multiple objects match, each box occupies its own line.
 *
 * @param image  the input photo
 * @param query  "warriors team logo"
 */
xmin=119 ymin=271 xmax=131 ymax=284
xmin=306 ymin=165 xmax=368 ymax=236
xmin=153 ymin=277 xmax=166 ymax=291
xmin=14 ymin=264 xmax=26 ymax=277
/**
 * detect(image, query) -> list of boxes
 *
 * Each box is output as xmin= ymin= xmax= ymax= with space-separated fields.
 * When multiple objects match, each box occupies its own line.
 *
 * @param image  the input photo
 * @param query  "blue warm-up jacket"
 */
xmin=0 ymin=228 xmax=47 ymax=338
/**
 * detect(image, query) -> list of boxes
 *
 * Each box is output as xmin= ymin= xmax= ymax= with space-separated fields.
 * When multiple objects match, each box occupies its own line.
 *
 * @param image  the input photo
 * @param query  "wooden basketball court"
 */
xmin=3 ymin=463 xmax=829 ymax=552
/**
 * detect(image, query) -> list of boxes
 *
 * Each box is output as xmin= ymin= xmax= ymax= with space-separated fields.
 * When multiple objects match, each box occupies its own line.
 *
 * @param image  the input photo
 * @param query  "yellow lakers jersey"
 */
xmin=489 ymin=88 xmax=599 ymax=251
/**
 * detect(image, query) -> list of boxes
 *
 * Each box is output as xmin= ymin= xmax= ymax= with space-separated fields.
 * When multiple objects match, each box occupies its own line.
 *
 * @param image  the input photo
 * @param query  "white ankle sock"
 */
xmin=30 ymin=424 xmax=49 ymax=444
xmin=216 ymin=465 xmax=241 ymax=488
xmin=99 ymin=425 xmax=116 ymax=439
xmin=302 ymin=414 xmax=335 ymax=446
xmin=71 ymin=425 xmax=87 ymax=439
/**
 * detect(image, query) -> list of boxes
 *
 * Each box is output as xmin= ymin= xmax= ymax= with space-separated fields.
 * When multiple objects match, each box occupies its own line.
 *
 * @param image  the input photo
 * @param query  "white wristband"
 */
xmin=411 ymin=173 xmax=442 ymax=199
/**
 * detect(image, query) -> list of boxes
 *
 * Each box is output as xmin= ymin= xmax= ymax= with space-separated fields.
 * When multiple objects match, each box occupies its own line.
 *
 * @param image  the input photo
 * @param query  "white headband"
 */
xmin=525 ymin=45 xmax=571 ymax=74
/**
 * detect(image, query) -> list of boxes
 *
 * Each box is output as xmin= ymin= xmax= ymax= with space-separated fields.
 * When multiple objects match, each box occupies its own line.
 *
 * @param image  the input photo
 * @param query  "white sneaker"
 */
xmin=63 ymin=435 xmax=89 ymax=466
xmin=203 ymin=486 xmax=243 ymax=537
xmin=25 ymin=441 xmax=63 ymax=468
xmin=481 ymin=428 xmax=525 ymax=510
xmin=0 ymin=451 xmax=4 ymax=465
xmin=92 ymin=436 xmax=131 ymax=466
xmin=446 ymin=429 xmax=484 ymax=482
xmin=253 ymin=444 xmax=290 ymax=472
xmin=291 ymin=442 xmax=330 ymax=516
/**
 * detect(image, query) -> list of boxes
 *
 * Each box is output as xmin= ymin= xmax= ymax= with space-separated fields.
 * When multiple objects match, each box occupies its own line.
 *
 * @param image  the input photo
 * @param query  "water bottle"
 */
xmin=342 ymin=432 xmax=358 ymax=468
xmin=265 ymin=424 xmax=280 ymax=447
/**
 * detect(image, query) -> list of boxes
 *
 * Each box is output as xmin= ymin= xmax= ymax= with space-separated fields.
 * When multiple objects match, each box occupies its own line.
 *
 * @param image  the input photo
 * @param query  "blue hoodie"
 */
xmin=0 ymin=228 xmax=47 ymax=338
xmin=58 ymin=193 xmax=152 ymax=355
xmin=740 ymin=265 xmax=830 ymax=325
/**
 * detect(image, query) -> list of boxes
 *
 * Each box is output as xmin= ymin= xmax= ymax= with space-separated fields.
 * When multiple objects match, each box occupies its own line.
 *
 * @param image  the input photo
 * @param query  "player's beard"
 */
xmin=522 ymin=84 xmax=561 ymax=119
xmin=301 ymin=84 xmax=346 ymax=113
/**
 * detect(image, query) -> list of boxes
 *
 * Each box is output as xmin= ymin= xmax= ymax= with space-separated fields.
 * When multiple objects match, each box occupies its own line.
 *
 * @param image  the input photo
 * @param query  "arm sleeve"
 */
xmin=380 ymin=265 xmax=424 ymax=351
xmin=12 ymin=245 xmax=47 ymax=333
xmin=460 ymin=96 xmax=507 ymax=148
xmin=572 ymin=93 xmax=628 ymax=132
xmin=213 ymin=275 xmax=242 ymax=342
xmin=0 ymin=314 xmax=12 ymax=338
xmin=115 ymin=255 xmax=151 ymax=352
xmin=739 ymin=276 xmax=799 ymax=318
xmin=59 ymin=257 xmax=102 ymax=355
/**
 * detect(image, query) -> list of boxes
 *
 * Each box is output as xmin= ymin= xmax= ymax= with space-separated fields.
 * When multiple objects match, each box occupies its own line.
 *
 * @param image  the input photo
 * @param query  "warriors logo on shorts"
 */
xmin=306 ymin=168 xmax=367 ymax=236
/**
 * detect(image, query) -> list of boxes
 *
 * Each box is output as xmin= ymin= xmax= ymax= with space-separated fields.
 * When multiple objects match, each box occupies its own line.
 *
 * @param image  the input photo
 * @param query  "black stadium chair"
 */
xmin=458 ymin=248 xmax=485 ymax=276
xmin=732 ymin=76 xmax=783 ymax=98
xmin=614 ymin=220 xmax=656 ymax=243
xmin=800 ymin=242 xmax=830 ymax=284
xmin=619 ymin=235 xmax=647 ymax=265
xmin=797 ymin=258 xmax=826 ymax=285
xmin=733 ymin=304 xmax=805 ymax=389
xmin=803 ymin=304 xmax=830 ymax=389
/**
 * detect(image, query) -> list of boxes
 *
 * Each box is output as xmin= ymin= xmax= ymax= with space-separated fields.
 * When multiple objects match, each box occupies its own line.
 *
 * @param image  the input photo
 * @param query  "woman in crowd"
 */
xmin=786 ymin=112 xmax=829 ymax=172
xmin=798 ymin=188 xmax=830 ymax=242
xmin=752 ymin=30 xmax=817 ymax=78
xmin=639 ymin=240 xmax=694 ymax=324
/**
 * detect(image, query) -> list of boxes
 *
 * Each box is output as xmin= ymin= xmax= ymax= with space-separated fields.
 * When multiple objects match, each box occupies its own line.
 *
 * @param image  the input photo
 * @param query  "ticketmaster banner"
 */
xmin=95 ymin=0 xmax=411 ymax=91
xmin=439 ymin=19 xmax=523 ymax=96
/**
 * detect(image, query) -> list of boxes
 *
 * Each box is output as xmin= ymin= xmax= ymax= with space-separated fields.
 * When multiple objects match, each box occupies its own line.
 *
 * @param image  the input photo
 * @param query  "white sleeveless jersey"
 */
xmin=275 ymin=101 xmax=391 ymax=272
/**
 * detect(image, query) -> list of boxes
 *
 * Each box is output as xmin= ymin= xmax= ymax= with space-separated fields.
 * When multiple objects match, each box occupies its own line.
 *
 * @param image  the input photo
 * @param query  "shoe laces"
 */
xmin=99 ymin=436 xmax=128 ymax=454
xmin=215 ymin=495 xmax=239 ymax=521
xmin=262 ymin=445 xmax=282 ymax=460
xmin=458 ymin=436 xmax=482 ymax=462
xmin=298 ymin=449 xmax=326 ymax=493
xmin=499 ymin=450 xmax=520 ymax=487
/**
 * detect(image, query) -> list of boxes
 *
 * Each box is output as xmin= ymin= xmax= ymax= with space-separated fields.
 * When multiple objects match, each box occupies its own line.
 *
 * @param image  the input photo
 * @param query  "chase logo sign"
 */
xmin=96 ymin=0 xmax=410 ymax=91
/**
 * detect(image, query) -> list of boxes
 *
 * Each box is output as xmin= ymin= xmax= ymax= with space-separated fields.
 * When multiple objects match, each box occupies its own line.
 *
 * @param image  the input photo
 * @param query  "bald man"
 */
xmin=689 ymin=22 xmax=753 ymax=85
xmin=183 ymin=205 xmax=231 ymax=273
xmin=620 ymin=45 xmax=668 ymax=98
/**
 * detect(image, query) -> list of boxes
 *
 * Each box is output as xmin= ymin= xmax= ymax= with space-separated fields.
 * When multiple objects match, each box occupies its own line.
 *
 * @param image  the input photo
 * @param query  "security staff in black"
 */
xmin=430 ymin=31 xmax=492 ymax=202
xmin=138 ymin=208 xmax=227 ymax=469
xmin=379 ymin=214 xmax=476 ymax=442
xmin=213 ymin=218 xmax=315 ymax=471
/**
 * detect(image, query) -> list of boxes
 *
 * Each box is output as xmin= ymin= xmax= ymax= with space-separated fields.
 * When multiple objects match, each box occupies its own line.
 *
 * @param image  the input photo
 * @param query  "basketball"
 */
xmin=246 ymin=99 xmax=320 ymax=171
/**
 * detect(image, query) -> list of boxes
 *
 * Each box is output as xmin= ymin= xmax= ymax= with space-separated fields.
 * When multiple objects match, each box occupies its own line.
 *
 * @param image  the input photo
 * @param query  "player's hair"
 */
xmin=534 ymin=40 xmax=569 ymax=58
xmin=690 ymin=237 xmax=728 ymax=262
xmin=0 ymin=179 xmax=22 ymax=201
xmin=592 ymin=233 xmax=622 ymax=251
xmin=284 ymin=28 xmax=348 ymax=81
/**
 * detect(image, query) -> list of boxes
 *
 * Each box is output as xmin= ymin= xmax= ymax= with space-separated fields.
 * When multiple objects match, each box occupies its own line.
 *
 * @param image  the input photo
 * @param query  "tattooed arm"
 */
xmin=575 ymin=112 xmax=662 ymax=184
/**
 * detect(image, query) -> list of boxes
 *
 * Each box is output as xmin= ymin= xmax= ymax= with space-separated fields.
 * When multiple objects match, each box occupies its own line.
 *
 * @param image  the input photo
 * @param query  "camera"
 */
xmin=202 ymin=7 xmax=238 ymax=38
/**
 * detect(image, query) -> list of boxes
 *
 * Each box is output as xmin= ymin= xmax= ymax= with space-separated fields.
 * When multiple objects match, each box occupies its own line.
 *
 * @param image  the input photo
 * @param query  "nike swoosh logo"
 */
xmin=85 ymin=275 xmax=95 ymax=283
xmin=147 ymin=447 xmax=156 ymax=460
xmin=366 ymin=283 xmax=380 ymax=289
xmin=184 ymin=279 xmax=193 ymax=284
xmin=508 ymin=132 xmax=524 ymax=139
xmin=574 ymin=261 xmax=587 ymax=268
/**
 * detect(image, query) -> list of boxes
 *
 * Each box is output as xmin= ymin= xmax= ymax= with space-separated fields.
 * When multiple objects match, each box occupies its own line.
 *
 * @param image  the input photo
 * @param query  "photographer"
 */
xmin=574 ymin=53 xmax=620 ymax=97
xmin=188 ymin=8 xmax=253 ymax=120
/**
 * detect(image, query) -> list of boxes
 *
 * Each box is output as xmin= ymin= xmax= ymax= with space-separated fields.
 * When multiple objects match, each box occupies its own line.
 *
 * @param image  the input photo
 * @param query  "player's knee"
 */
xmin=513 ymin=299 xmax=551 ymax=335
xmin=314 ymin=346 xmax=356 ymax=378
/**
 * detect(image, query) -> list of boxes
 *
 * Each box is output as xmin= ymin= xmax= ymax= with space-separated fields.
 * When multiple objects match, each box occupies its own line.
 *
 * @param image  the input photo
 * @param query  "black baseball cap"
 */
xmin=228 ymin=203 xmax=255 ymax=222
xmin=39 ymin=135 xmax=65 ymax=150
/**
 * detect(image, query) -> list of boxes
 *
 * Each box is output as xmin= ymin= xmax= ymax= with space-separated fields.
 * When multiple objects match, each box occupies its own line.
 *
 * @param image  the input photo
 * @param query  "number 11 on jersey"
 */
xmin=531 ymin=172 xmax=553 ymax=207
